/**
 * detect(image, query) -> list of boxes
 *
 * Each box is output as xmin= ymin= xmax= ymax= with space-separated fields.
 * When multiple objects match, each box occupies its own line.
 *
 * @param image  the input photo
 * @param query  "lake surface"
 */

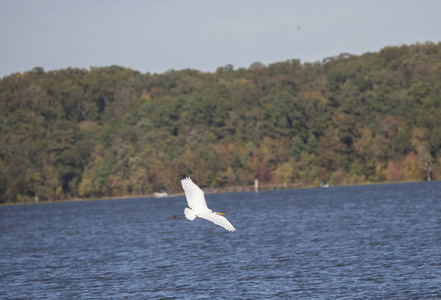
xmin=1 ymin=181 xmax=441 ymax=299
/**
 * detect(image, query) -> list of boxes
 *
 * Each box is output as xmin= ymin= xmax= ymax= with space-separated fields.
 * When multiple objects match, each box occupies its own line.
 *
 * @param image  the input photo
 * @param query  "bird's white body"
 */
xmin=181 ymin=177 xmax=235 ymax=232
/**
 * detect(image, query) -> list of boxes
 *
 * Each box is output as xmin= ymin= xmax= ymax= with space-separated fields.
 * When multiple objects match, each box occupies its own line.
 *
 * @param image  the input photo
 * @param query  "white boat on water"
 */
xmin=153 ymin=191 xmax=169 ymax=198
xmin=320 ymin=181 xmax=330 ymax=188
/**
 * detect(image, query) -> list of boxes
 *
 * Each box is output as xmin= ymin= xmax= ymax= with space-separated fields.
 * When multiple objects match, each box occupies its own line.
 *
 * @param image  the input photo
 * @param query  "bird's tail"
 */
xmin=184 ymin=208 xmax=196 ymax=221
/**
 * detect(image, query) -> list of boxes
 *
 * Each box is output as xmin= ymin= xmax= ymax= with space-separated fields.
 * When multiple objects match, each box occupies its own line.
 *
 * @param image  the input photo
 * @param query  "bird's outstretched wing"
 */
xmin=198 ymin=212 xmax=236 ymax=232
xmin=181 ymin=177 xmax=209 ymax=211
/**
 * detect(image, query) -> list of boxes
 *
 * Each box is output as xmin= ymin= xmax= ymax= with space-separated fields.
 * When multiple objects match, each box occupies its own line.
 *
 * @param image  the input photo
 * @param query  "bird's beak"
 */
xmin=217 ymin=212 xmax=225 ymax=215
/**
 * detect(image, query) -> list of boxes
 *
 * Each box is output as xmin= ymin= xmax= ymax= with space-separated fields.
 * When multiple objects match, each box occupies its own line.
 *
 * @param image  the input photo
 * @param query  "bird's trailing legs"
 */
xmin=169 ymin=215 xmax=186 ymax=219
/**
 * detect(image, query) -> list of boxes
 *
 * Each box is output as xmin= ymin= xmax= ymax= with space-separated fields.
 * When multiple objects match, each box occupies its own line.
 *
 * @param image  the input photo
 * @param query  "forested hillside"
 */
xmin=1 ymin=42 xmax=441 ymax=203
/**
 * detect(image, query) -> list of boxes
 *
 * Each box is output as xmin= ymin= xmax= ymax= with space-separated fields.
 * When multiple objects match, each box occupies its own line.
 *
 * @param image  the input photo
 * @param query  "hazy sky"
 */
xmin=1 ymin=0 xmax=441 ymax=77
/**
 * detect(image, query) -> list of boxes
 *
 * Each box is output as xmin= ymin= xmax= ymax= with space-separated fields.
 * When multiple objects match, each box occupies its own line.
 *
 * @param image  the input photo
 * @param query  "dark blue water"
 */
xmin=1 ymin=181 xmax=441 ymax=299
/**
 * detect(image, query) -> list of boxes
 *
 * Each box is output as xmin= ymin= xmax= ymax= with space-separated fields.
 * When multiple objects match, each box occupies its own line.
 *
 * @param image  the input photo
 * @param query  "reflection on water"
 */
xmin=1 ymin=181 xmax=441 ymax=299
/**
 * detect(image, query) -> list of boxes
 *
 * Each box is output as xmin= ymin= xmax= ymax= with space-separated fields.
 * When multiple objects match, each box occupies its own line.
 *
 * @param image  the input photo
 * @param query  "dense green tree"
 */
xmin=290 ymin=136 xmax=304 ymax=159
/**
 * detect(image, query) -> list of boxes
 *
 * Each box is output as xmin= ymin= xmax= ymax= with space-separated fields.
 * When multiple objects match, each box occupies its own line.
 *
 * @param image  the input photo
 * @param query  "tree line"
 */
xmin=1 ymin=42 xmax=441 ymax=203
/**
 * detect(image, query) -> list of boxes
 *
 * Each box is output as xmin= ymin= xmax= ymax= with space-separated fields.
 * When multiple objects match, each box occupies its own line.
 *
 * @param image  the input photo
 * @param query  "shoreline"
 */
xmin=0 ymin=179 xmax=430 ymax=206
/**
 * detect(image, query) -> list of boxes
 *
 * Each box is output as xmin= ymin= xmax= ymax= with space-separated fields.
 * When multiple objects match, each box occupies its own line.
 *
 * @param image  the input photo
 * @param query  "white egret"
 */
xmin=171 ymin=177 xmax=236 ymax=232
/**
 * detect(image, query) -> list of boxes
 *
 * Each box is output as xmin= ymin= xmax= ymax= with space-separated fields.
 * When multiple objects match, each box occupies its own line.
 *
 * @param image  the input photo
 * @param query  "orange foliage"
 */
xmin=402 ymin=152 xmax=424 ymax=180
xmin=386 ymin=161 xmax=402 ymax=182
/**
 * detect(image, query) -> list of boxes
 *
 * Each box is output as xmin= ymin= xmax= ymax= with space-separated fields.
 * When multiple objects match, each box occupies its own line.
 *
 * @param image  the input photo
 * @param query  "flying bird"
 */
xmin=171 ymin=177 xmax=235 ymax=232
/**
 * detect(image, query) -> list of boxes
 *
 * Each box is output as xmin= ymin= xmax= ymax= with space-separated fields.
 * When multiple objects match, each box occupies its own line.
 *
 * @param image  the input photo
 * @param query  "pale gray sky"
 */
xmin=1 ymin=0 xmax=440 ymax=77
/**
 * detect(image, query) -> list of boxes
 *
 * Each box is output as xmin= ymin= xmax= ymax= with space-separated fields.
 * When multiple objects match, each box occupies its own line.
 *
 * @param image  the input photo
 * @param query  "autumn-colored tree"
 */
xmin=410 ymin=128 xmax=433 ymax=181
xmin=415 ymin=143 xmax=433 ymax=181
xmin=386 ymin=161 xmax=402 ymax=182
